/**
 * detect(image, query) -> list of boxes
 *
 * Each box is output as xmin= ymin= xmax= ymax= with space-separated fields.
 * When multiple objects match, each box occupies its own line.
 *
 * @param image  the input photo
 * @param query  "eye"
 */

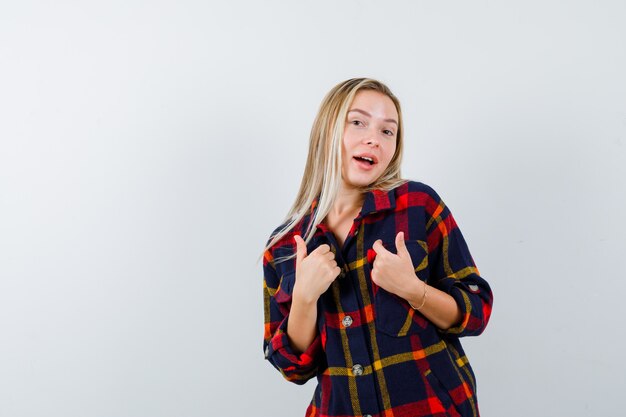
xmin=351 ymin=120 xmax=363 ymax=126
xmin=383 ymin=129 xmax=395 ymax=136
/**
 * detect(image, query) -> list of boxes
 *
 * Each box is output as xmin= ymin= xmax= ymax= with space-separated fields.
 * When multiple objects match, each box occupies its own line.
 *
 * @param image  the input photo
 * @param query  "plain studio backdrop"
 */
xmin=1 ymin=1 xmax=624 ymax=416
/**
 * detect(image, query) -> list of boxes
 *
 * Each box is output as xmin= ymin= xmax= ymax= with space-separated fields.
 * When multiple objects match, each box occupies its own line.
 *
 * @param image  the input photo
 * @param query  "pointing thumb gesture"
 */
xmin=291 ymin=236 xmax=340 ymax=305
xmin=294 ymin=235 xmax=308 ymax=265
xmin=395 ymin=231 xmax=409 ymax=258
xmin=370 ymin=231 xmax=417 ymax=300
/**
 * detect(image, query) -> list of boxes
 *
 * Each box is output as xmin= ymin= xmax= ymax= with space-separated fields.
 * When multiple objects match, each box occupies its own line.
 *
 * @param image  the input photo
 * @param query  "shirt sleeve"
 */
xmin=262 ymin=246 xmax=322 ymax=384
xmin=423 ymin=185 xmax=494 ymax=337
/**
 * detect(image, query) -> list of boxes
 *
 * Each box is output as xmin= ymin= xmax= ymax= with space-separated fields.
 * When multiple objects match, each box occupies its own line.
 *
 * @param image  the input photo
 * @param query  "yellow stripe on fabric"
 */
xmin=331 ymin=279 xmax=362 ymax=416
xmin=401 ymin=239 xmax=429 ymax=336
xmin=432 ymin=201 xmax=445 ymax=223
xmin=442 ymin=266 xmax=480 ymax=281
xmin=442 ymin=226 xmax=453 ymax=277
xmin=347 ymin=257 xmax=367 ymax=271
xmin=425 ymin=199 xmax=446 ymax=232
xmin=456 ymin=356 xmax=469 ymax=368
xmin=425 ymin=198 xmax=453 ymax=277
xmin=264 ymin=279 xmax=277 ymax=297
xmin=398 ymin=310 xmax=413 ymax=337
xmin=323 ymin=341 xmax=447 ymax=377
xmin=263 ymin=283 xmax=271 ymax=327
xmin=446 ymin=290 xmax=473 ymax=335
xmin=372 ymin=341 xmax=447 ymax=371
xmin=415 ymin=253 xmax=429 ymax=272
xmin=355 ymin=224 xmax=394 ymax=416
xmin=442 ymin=340 xmax=478 ymax=416
xmin=324 ymin=365 xmax=372 ymax=377
xmin=447 ymin=343 xmax=477 ymax=400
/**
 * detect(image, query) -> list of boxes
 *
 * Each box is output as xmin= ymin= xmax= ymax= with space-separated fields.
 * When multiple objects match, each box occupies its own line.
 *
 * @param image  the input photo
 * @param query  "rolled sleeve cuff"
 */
xmin=434 ymin=277 xmax=489 ymax=337
xmin=265 ymin=315 xmax=321 ymax=383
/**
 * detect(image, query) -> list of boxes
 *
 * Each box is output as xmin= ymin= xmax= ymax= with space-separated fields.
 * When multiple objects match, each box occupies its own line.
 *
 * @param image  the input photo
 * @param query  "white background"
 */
xmin=1 ymin=1 xmax=625 ymax=416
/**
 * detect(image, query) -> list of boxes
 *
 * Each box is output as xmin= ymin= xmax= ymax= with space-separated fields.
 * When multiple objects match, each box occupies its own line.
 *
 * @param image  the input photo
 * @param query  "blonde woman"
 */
xmin=261 ymin=78 xmax=493 ymax=417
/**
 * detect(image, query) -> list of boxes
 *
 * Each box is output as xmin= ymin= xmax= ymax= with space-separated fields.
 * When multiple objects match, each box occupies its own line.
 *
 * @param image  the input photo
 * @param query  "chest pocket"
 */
xmin=372 ymin=239 xmax=431 ymax=337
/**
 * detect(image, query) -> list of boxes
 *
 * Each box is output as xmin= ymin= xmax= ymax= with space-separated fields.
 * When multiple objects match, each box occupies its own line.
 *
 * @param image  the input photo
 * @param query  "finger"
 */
xmin=370 ymin=267 xmax=378 ymax=284
xmin=372 ymin=239 xmax=386 ymax=255
xmin=395 ymin=231 xmax=408 ymax=257
xmin=312 ymin=243 xmax=331 ymax=255
xmin=333 ymin=266 xmax=342 ymax=278
xmin=294 ymin=235 xmax=307 ymax=265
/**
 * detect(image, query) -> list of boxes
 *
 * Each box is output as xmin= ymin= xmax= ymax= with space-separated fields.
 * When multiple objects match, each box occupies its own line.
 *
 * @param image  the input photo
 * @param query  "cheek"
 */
xmin=381 ymin=144 xmax=397 ymax=167
xmin=342 ymin=131 xmax=358 ymax=150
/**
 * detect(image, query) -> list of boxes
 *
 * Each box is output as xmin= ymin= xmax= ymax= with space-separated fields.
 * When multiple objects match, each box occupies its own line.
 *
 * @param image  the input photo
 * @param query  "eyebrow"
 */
xmin=348 ymin=108 xmax=398 ymax=126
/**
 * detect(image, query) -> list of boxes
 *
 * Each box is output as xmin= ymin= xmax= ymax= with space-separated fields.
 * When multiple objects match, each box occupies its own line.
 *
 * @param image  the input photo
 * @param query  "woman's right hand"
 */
xmin=292 ymin=235 xmax=342 ymax=305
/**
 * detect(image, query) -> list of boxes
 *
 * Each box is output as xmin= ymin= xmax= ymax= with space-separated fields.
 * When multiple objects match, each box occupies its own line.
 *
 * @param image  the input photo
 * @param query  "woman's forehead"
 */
xmin=348 ymin=90 xmax=398 ymax=121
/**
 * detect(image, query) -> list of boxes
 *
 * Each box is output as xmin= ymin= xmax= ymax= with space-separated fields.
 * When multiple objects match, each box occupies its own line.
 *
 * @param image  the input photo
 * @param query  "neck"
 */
xmin=330 ymin=182 xmax=366 ymax=217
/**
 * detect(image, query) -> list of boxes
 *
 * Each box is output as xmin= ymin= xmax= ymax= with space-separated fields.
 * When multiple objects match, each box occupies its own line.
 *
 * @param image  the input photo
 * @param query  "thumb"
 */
xmin=294 ymin=235 xmax=308 ymax=265
xmin=395 ymin=231 xmax=408 ymax=257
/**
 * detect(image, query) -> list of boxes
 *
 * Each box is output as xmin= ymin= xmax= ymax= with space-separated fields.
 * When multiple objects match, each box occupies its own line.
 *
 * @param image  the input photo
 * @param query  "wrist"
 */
xmin=406 ymin=279 xmax=428 ymax=310
xmin=398 ymin=274 xmax=420 ymax=300
xmin=292 ymin=287 xmax=319 ymax=307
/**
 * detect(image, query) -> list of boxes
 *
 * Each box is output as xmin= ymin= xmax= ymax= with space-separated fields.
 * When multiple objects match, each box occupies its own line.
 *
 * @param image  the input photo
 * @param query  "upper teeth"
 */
xmin=359 ymin=156 xmax=373 ymax=163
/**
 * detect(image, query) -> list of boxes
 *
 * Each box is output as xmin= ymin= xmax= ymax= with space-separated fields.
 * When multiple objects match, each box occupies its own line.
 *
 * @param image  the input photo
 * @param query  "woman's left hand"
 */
xmin=370 ymin=231 xmax=421 ymax=300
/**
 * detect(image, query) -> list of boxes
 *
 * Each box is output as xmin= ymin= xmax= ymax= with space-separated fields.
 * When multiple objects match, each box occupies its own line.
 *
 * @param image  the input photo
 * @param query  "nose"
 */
xmin=363 ymin=132 xmax=380 ymax=147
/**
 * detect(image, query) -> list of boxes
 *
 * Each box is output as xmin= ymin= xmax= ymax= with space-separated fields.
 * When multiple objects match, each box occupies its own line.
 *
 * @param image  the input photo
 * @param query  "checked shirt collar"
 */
xmin=309 ymin=187 xmax=397 ymax=224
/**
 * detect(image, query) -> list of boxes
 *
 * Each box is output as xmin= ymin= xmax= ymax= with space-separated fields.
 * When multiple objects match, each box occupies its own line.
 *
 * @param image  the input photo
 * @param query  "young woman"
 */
xmin=261 ymin=78 xmax=493 ymax=417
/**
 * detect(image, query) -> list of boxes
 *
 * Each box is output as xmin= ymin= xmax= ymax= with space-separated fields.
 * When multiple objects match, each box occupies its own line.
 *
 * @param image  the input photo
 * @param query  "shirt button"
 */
xmin=363 ymin=415 xmax=372 ymax=417
xmin=352 ymin=364 xmax=364 ymax=376
xmin=354 ymin=229 xmax=359 ymax=235
xmin=264 ymin=345 xmax=270 ymax=358
xmin=342 ymin=315 xmax=353 ymax=328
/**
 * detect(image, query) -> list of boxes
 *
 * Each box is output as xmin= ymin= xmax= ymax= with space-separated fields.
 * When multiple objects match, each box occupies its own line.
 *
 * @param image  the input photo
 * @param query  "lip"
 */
xmin=352 ymin=156 xmax=376 ymax=171
xmin=353 ymin=152 xmax=379 ymax=164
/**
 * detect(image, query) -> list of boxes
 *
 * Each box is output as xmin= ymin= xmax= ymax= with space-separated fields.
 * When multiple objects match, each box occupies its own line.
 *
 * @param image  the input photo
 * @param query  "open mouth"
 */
xmin=353 ymin=156 xmax=376 ymax=165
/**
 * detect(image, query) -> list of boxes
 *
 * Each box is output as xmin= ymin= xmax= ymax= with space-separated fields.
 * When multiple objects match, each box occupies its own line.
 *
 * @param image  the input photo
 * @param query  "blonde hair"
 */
xmin=260 ymin=78 xmax=408 ymax=264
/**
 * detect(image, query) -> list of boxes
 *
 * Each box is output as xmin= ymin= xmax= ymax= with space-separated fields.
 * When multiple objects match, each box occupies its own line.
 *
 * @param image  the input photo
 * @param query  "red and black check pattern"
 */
xmin=263 ymin=180 xmax=493 ymax=417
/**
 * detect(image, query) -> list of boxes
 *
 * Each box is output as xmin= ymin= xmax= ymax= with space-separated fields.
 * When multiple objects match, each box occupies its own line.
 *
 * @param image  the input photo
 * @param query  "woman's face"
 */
xmin=341 ymin=89 xmax=399 ymax=189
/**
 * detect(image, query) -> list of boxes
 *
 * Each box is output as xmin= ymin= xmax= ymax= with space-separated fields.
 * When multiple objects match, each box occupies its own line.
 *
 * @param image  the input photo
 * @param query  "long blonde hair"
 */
xmin=260 ymin=78 xmax=407 ymax=263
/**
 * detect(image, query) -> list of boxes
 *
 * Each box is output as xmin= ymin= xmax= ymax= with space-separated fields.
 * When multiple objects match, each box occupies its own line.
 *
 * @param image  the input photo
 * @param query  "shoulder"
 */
xmin=264 ymin=218 xmax=303 ymax=259
xmin=391 ymin=179 xmax=445 ymax=206
xmin=266 ymin=220 xmax=294 ymax=248
xmin=403 ymin=179 xmax=439 ymax=195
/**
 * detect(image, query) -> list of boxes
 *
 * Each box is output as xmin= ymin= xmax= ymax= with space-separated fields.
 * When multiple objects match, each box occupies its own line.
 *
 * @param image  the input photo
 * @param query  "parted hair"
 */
xmin=260 ymin=78 xmax=408 ymax=263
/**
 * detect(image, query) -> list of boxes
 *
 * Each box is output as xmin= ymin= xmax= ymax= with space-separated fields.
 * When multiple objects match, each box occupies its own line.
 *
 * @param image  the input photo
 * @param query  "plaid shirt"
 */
xmin=262 ymin=180 xmax=493 ymax=417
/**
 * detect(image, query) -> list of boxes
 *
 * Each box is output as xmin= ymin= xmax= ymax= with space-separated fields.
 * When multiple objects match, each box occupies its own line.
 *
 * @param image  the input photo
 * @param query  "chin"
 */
xmin=345 ymin=175 xmax=380 ymax=188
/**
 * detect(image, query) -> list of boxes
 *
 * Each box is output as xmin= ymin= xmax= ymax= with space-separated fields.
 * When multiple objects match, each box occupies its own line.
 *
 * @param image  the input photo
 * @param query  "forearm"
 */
xmin=286 ymin=295 xmax=319 ymax=354
xmin=403 ymin=278 xmax=462 ymax=331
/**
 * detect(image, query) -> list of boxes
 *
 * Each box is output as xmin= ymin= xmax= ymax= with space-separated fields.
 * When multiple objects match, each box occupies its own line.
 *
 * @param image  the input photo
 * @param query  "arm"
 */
xmin=403 ymin=278 xmax=463 ymax=331
xmin=262 ymin=248 xmax=321 ymax=384
xmin=423 ymin=186 xmax=493 ymax=337
xmin=371 ymin=231 xmax=463 ymax=331
xmin=286 ymin=294 xmax=319 ymax=354
xmin=371 ymin=185 xmax=494 ymax=335
xmin=286 ymin=235 xmax=341 ymax=353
